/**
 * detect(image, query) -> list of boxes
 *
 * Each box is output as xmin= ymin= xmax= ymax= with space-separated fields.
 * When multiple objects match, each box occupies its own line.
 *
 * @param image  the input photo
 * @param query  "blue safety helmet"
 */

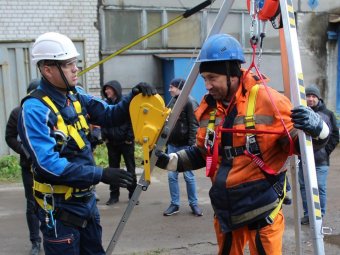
xmin=197 ymin=34 xmax=246 ymax=63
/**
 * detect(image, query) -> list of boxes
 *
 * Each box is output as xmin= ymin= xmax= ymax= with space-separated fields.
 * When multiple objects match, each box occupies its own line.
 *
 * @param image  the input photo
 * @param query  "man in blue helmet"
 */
xmin=17 ymin=32 xmax=156 ymax=255
xmin=156 ymin=34 xmax=330 ymax=254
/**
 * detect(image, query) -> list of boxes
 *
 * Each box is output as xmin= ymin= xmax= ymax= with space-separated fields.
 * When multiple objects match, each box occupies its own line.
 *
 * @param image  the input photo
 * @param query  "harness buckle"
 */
xmin=272 ymin=181 xmax=284 ymax=198
xmin=204 ymin=129 xmax=216 ymax=150
xmin=245 ymin=135 xmax=261 ymax=156
xmin=224 ymin=146 xmax=234 ymax=160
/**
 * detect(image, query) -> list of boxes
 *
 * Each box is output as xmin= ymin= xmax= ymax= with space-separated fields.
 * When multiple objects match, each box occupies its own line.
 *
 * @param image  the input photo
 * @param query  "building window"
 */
xmin=146 ymin=11 xmax=163 ymax=48
xmin=104 ymin=10 xmax=142 ymax=51
xmin=167 ymin=11 xmax=202 ymax=48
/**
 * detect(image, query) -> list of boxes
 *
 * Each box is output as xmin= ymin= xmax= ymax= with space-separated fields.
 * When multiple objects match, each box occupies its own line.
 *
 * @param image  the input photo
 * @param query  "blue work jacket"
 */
xmin=18 ymin=79 xmax=133 ymax=217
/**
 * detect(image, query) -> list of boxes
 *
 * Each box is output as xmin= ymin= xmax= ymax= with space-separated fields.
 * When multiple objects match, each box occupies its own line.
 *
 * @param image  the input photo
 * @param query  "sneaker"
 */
xmin=163 ymin=204 xmax=179 ymax=216
xmin=190 ymin=204 xmax=203 ymax=216
xmin=301 ymin=215 xmax=309 ymax=225
xmin=30 ymin=242 xmax=41 ymax=255
xmin=106 ymin=197 xmax=119 ymax=205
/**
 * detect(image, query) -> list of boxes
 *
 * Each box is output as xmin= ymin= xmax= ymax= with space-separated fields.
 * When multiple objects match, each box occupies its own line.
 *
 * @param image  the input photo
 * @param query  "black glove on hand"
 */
xmin=132 ymin=82 xmax=157 ymax=96
xmin=291 ymin=105 xmax=323 ymax=137
xmin=155 ymin=150 xmax=170 ymax=169
xmin=101 ymin=168 xmax=134 ymax=188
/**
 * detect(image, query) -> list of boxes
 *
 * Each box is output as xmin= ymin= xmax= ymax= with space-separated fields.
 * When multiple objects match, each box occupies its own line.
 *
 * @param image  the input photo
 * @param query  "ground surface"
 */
xmin=1 ymin=147 xmax=340 ymax=254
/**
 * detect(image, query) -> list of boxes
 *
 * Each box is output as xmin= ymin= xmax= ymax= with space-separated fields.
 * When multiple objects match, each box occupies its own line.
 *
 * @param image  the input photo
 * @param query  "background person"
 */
xmin=5 ymin=79 xmax=41 ymax=255
xmin=17 ymin=32 xmax=155 ymax=255
xmin=101 ymin=80 xmax=137 ymax=205
xmin=299 ymin=84 xmax=339 ymax=225
xmin=156 ymin=33 xmax=329 ymax=254
xmin=163 ymin=78 xmax=203 ymax=217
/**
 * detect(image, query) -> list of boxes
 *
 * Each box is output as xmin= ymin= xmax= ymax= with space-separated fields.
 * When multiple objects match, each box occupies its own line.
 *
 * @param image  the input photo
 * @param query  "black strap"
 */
xmin=221 ymin=142 xmax=285 ymax=199
xmin=221 ymin=142 xmax=261 ymax=160
xmin=255 ymin=229 xmax=267 ymax=255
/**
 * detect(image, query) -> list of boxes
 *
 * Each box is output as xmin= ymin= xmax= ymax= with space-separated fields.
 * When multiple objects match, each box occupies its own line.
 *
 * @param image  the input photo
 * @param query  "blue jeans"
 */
xmin=167 ymin=144 xmax=199 ymax=207
xmin=298 ymin=164 xmax=329 ymax=216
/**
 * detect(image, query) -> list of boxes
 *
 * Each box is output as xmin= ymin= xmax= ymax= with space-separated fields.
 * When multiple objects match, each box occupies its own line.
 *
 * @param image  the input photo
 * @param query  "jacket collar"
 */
xmin=40 ymin=79 xmax=68 ymax=108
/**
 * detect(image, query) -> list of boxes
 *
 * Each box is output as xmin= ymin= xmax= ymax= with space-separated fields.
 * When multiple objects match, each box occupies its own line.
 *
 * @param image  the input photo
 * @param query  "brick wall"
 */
xmin=0 ymin=0 xmax=100 ymax=90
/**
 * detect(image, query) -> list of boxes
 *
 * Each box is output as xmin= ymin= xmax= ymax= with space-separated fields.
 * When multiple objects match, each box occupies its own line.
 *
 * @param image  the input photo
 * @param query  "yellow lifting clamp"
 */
xmin=129 ymin=94 xmax=170 ymax=183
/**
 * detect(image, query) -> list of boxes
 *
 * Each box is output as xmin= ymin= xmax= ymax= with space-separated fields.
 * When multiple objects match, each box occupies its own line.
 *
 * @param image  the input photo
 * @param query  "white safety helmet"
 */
xmin=31 ymin=32 xmax=80 ymax=65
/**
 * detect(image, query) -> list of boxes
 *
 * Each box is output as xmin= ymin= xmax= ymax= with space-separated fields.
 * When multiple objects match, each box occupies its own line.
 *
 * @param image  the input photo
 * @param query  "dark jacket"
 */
xmin=312 ymin=100 xmax=339 ymax=165
xmin=168 ymin=95 xmax=199 ymax=147
xmin=101 ymin=81 xmax=134 ymax=145
xmin=5 ymin=106 xmax=32 ymax=169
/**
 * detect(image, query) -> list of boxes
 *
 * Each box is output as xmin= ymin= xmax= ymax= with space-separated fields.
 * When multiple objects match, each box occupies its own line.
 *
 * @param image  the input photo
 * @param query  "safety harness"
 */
xmin=23 ymin=90 xmax=93 ymax=228
xmin=32 ymin=89 xmax=90 ymax=150
xmin=204 ymin=81 xmax=289 ymax=226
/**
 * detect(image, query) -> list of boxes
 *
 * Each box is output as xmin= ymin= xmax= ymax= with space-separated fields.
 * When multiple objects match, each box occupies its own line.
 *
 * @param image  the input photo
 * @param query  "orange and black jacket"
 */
xmin=176 ymin=70 xmax=300 ymax=232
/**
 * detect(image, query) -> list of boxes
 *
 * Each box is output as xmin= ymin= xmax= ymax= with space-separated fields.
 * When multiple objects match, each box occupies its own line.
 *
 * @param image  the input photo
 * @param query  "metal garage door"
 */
xmin=0 ymin=41 xmax=85 ymax=156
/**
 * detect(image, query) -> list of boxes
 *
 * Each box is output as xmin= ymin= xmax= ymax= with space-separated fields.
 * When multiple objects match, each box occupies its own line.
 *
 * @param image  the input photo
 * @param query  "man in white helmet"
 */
xmin=18 ymin=32 xmax=156 ymax=255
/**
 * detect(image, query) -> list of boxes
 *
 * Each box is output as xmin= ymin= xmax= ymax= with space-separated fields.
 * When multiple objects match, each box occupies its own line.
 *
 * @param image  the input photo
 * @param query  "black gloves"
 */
xmin=155 ymin=150 xmax=181 ymax=171
xmin=101 ymin=168 xmax=134 ymax=188
xmin=155 ymin=150 xmax=170 ymax=169
xmin=291 ymin=105 xmax=323 ymax=137
xmin=132 ymin=82 xmax=157 ymax=96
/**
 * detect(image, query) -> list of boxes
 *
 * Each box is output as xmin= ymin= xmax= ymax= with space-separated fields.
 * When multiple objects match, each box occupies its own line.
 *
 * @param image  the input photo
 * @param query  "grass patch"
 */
xmin=0 ymin=155 xmax=21 ymax=183
xmin=93 ymin=143 xmax=145 ymax=168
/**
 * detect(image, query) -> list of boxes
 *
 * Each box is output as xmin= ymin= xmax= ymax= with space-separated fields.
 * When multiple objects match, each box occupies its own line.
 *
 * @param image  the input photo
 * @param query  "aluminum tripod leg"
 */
xmin=105 ymin=0 xmax=235 ymax=253
xmin=280 ymin=28 xmax=303 ymax=255
xmin=279 ymin=0 xmax=325 ymax=253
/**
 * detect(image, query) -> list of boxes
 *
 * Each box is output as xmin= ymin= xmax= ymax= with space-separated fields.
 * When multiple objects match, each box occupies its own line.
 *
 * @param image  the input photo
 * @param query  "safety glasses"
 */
xmin=43 ymin=58 xmax=78 ymax=69
xmin=59 ymin=58 xmax=78 ymax=69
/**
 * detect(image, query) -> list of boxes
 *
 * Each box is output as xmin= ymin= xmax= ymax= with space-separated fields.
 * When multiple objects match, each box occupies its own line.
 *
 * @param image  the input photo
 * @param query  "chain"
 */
xmin=248 ymin=0 xmax=268 ymax=72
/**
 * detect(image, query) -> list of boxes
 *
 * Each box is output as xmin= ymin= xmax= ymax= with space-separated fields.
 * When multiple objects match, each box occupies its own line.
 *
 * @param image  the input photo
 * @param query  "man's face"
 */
xmin=41 ymin=57 xmax=79 ymax=89
xmin=169 ymin=85 xmax=181 ymax=97
xmin=306 ymin=94 xmax=319 ymax=108
xmin=105 ymin=87 xmax=116 ymax=99
xmin=200 ymin=72 xmax=230 ymax=101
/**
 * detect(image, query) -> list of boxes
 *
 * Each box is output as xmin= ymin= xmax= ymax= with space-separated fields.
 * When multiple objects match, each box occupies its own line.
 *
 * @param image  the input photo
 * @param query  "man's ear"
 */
xmin=41 ymin=65 xmax=53 ymax=79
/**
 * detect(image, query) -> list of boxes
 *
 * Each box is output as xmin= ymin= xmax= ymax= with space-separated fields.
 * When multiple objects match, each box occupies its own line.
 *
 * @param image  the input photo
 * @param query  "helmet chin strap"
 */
xmin=54 ymin=61 xmax=73 ymax=92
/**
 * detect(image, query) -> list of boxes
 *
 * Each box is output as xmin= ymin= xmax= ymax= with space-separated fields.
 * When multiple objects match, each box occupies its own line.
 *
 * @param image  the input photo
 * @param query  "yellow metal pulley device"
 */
xmin=129 ymin=94 xmax=170 ymax=183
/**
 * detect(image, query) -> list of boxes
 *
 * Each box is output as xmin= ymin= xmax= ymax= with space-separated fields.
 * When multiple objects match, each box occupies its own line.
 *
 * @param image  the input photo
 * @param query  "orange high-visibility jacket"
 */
xmin=194 ymin=70 xmax=297 ymax=232
xmin=195 ymin=70 xmax=296 ymax=184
